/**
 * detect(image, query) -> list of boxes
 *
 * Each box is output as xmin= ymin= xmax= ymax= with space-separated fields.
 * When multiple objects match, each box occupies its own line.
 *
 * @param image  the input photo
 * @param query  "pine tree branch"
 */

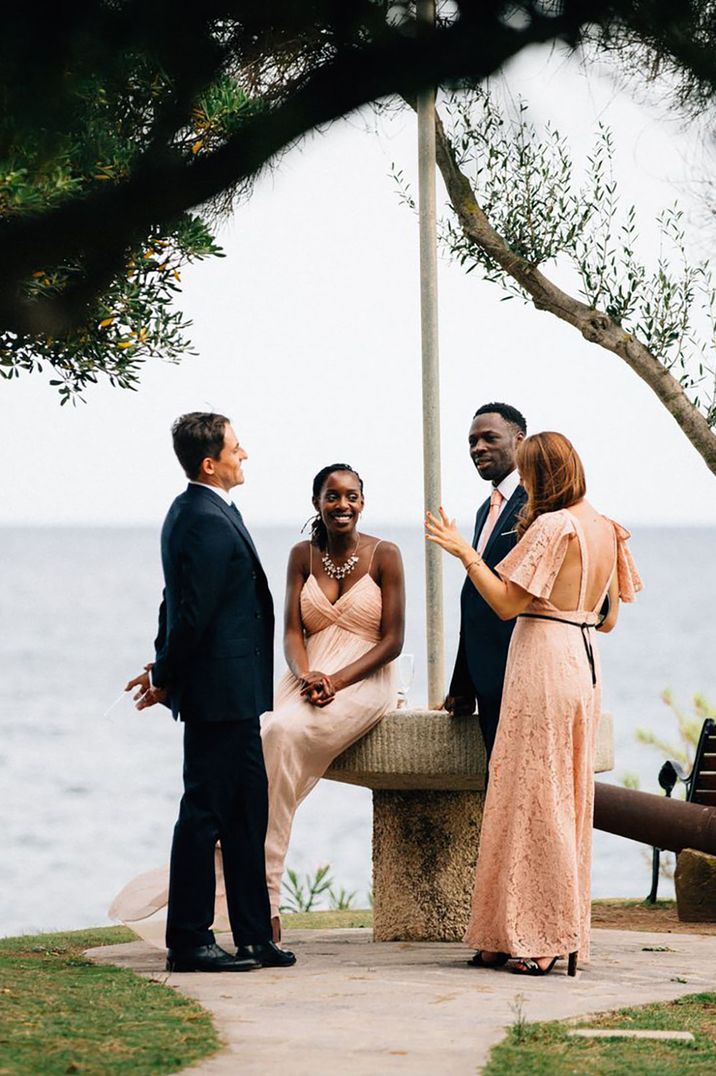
xmin=0 ymin=0 xmax=611 ymax=334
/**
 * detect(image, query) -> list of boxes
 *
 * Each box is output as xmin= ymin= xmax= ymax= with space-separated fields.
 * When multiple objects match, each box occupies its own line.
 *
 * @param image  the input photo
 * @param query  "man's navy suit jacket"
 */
xmin=449 ymin=484 xmax=527 ymax=702
xmin=152 ymin=483 xmax=274 ymax=722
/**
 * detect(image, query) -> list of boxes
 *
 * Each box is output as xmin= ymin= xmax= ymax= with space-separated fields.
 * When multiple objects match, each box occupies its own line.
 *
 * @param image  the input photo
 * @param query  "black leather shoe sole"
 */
xmin=235 ymin=943 xmax=297 ymax=968
xmin=166 ymin=957 xmax=259 ymax=973
xmin=256 ymin=951 xmax=297 ymax=968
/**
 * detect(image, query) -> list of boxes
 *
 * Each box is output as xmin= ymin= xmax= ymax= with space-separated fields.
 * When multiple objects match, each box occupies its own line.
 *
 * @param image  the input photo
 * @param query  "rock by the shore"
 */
xmin=675 ymin=848 xmax=716 ymax=922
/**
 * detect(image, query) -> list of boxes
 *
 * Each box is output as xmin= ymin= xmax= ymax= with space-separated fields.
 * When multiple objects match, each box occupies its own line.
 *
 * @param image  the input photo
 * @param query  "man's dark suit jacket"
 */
xmin=152 ymin=483 xmax=274 ymax=722
xmin=449 ymin=483 xmax=527 ymax=704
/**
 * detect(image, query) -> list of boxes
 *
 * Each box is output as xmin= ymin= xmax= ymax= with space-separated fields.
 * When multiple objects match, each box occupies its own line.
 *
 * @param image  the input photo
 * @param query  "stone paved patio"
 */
xmin=87 ymin=927 xmax=716 ymax=1074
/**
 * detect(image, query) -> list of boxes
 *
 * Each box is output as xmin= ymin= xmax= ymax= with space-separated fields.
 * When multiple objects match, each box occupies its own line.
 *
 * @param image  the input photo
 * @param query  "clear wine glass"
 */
xmin=396 ymin=653 xmax=414 ymax=709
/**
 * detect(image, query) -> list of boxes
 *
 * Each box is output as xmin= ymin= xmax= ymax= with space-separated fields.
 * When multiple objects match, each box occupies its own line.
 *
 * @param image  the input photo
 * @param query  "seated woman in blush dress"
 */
xmin=426 ymin=432 xmax=641 ymax=977
xmin=262 ymin=463 xmax=405 ymax=940
xmin=109 ymin=463 xmax=404 ymax=947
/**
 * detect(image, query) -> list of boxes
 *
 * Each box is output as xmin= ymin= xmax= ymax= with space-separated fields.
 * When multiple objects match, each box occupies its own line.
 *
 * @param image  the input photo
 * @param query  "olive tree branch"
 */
xmin=433 ymin=108 xmax=716 ymax=476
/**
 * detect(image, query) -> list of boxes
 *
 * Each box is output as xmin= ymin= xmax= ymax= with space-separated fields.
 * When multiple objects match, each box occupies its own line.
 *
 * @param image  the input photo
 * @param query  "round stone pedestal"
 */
xmin=325 ymin=709 xmax=614 ymax=942
xmin=372 ymin=789 xmax=484 ymax=941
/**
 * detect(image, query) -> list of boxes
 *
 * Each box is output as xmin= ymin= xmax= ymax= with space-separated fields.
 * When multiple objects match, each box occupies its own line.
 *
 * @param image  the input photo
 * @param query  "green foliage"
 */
xmin=328 ymin=885 xmax=358 ymax=911
xmin=0 ymin=61 xmax=262 ymax=399
xmin=485 ymin=992 xmax=716 ymax=1075
xmin=280 ymin=863 xmax=333 ymax=913
xmin=0 ymin=926 xmax=219 ymax=1074
xmin=431 ymin=87 xmax=716 ymax=428
xmin=632 ymin=691 xmax=715 ymax=788
xmin=619 ymin=690 xmax=713 ymax=881
xmin=1 ymin=217 xmax=223 ymax=401
xmin=281 ymin=864 xmax=359 ymax=912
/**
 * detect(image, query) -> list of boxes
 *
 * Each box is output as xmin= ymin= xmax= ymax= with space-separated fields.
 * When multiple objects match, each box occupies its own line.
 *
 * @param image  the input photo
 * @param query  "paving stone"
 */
xmin=568 ymin=1028 xmax=695 ymax=1041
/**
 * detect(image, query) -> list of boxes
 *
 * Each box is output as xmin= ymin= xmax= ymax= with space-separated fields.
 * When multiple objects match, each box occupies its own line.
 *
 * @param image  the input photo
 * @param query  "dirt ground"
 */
xmin=592 ymin=900 xmax=716 ymax=935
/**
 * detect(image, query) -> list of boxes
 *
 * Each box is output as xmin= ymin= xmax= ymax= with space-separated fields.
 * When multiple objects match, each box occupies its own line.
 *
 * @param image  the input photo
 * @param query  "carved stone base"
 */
xmin=372 ymin=789 xmax=484 ymax=942
xmin=675 ymin=848 xmax=716 ymax=922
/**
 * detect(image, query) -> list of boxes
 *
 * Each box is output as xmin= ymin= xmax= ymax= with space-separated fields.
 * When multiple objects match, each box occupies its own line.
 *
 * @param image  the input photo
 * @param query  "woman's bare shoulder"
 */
xmin=288 ymin=539 xmax=313 ymax=569
xmin=362 ymin=535 xmax=402 ymax=559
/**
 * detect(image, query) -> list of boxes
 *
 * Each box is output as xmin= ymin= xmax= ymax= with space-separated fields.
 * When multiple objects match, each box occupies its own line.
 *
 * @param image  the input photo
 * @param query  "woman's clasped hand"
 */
xmin=299 ymin=670 xmax=336 ymax=706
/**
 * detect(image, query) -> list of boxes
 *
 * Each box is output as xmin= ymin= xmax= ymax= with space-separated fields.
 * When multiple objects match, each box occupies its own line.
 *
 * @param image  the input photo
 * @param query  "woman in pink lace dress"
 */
xmin=426 ymin=432 xmax=641 ymax=977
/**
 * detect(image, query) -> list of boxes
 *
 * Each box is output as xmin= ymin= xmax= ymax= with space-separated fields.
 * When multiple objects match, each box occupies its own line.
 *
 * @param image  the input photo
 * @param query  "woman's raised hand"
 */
xmin=425 ymin=508 xmax=473 ymax=562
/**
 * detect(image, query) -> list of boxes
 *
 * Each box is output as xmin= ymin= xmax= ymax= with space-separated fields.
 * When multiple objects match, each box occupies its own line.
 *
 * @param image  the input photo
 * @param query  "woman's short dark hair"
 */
xmin=310 ymin=464 xmax=364 ymax=551
xmin=172 ymin=412 xmax=230 ymax=479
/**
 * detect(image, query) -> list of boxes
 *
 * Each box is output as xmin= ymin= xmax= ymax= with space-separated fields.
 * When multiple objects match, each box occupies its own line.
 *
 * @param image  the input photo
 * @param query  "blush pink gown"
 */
xmin=463 ymin=510 xmax=641 ymax=963
xmin=262 ymin=563 xmax=397 ymax=917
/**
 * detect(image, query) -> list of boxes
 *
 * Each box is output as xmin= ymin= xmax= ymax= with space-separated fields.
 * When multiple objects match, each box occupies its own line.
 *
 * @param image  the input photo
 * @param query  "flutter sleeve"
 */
xmin=495 ymin=511 xmax=574 ymax=598
xmin=606 ymin=518 xmax=643 ymax=602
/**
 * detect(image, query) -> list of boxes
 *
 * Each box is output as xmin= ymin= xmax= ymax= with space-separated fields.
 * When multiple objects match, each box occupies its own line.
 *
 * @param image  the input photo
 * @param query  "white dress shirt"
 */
xmin=476 ymin=469 xmax=521 ymax=548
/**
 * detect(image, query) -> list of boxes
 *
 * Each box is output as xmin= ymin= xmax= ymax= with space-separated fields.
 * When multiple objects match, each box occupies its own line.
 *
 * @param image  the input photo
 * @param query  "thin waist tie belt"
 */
xmin=518 ymin=612 xmax=597 ymax=687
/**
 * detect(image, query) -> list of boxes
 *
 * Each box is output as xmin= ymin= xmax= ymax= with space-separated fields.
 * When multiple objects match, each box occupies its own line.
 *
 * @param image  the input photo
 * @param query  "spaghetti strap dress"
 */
xmin=262 ymin=541 xmax=397 ymax=916
xmin=109 ymin=542 xmax=397 ymax=941
xmin=463 ymin=510 xmax=641 ymax=962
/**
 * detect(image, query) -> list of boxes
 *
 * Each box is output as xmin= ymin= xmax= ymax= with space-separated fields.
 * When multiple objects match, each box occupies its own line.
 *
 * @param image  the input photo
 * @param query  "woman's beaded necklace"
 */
xmin=321 ymin=533 xmax=360 ymax=580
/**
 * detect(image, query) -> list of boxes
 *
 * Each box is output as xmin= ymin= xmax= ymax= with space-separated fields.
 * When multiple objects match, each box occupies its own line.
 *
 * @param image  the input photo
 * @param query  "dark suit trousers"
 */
xmin=476 ymin=693 xmax=502 ymax=771
xmin=166 ymin=720 xmax=272 ymax=950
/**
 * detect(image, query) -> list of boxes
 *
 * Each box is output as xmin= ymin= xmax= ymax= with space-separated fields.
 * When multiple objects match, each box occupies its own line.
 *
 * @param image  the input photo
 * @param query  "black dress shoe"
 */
xmin=235 ymin=940 xmax=297 ymax=967
xmin=166 ymin=943 xmax=260 ymax=973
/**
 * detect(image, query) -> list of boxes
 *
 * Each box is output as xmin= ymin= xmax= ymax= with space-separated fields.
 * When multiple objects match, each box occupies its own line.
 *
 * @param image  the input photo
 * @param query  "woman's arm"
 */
xmin=283 ymin=543 xmax=312 ymax=679
xmin=425 ymin=508 xmax=531 ymax=621
xmin=596 ymin=570 xmax=620 ymax=633
xmin=327 ymin=542 xmax=406 ymax=695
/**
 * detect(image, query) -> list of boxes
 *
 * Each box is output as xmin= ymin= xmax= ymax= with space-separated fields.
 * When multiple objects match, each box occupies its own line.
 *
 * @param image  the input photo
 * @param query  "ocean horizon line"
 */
xmin=2 ymin=520 xmax=716 ymax=531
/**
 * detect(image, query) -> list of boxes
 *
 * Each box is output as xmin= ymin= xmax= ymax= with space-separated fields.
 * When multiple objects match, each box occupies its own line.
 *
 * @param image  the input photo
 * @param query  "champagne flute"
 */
xmin=396 ymin=653 xmax=414 ymax=709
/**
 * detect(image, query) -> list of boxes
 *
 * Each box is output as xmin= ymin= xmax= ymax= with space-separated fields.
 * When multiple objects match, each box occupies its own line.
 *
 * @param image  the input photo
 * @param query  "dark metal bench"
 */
xmin=647 ymin=717 xmax=716 ymax=902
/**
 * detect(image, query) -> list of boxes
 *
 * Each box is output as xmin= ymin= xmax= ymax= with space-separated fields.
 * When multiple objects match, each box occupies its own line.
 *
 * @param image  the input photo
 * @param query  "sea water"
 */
xmin=1 ymin=524 xmax=714 ymax=936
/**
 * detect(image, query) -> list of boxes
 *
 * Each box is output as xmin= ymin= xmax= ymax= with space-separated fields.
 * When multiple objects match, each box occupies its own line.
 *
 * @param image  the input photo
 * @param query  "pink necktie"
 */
xmin=477 ymin=488 xmax=505 ymax=554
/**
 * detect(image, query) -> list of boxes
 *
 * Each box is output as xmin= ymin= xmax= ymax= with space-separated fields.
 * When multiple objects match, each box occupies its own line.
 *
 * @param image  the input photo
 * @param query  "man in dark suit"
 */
xmin=126 ymin=412 xmax=295 ymax=973
xmin=445 ymin=403 xmax=527 ymax=765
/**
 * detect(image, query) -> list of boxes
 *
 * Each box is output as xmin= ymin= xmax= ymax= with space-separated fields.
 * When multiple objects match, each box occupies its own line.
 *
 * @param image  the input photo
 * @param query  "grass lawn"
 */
xmin=484 ymin=992 xmax=716 ymax=1075
xmin=1 ymin=902 xmax=713 ymax=1074
xmin=0 ymin=927 xmax=219 ymax=1075
xmin=282 ymin=908 xmax=373 ymax=929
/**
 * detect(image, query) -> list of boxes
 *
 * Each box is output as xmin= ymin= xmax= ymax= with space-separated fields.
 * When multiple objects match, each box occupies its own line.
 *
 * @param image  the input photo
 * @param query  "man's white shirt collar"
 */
xmin=189 ymin=480 xmax=233 ymax=506
xmin=494 ymin=469 xmax=521 ymax=502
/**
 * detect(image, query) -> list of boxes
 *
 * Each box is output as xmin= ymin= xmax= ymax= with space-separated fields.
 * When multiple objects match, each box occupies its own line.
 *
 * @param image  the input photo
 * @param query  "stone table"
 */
xmin=325 ymin=709 xmax=614 ymax=942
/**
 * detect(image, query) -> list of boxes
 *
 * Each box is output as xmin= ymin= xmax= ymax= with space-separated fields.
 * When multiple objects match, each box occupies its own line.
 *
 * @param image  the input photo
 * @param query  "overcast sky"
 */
xmin=2 ymin=46 xmax=715 ymax=529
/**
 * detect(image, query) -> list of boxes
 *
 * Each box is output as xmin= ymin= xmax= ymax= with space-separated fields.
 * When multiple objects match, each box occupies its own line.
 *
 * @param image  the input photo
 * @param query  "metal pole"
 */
xmin=417 ymin=0 xmax=445 ymax=708
xmin=594 ymin=782 xmax=716 ymax=855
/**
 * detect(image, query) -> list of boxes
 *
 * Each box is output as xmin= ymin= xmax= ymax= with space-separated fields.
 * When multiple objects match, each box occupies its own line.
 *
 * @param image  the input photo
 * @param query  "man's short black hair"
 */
xmin=172 ymin=412 xmax=230 ymax=480
xmin=473 ymin=402 xmax=527 ymax=435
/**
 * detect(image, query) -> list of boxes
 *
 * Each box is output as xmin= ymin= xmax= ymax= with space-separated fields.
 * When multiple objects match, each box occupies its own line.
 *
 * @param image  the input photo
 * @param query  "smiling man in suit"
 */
xmin=445 ymin=403 xmax=527 ymax=765
xmin=126 ymin=412 xmax=295 ymax=973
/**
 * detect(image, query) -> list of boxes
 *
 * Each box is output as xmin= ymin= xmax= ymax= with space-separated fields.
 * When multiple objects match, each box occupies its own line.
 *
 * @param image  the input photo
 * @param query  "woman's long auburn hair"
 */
xmin=516 ymin=432 xmax=586 ymax=537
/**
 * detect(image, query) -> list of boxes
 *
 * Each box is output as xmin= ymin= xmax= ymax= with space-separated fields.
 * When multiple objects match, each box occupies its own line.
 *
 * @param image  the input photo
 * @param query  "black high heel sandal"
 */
xmin=468 ymin=950 xmax=510 ymax=968
xmin=511 ymin=950 xmax=578 ymax=977
xmin=510 ymin=956 xmax=558 ymax=976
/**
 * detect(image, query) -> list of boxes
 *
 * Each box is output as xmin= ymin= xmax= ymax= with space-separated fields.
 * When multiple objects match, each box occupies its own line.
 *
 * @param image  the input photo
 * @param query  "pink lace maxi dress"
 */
xmin=463 ymin=510 xmax=641 ymax=962
xmin=109 ymin=550 xmax=397 ymax=942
